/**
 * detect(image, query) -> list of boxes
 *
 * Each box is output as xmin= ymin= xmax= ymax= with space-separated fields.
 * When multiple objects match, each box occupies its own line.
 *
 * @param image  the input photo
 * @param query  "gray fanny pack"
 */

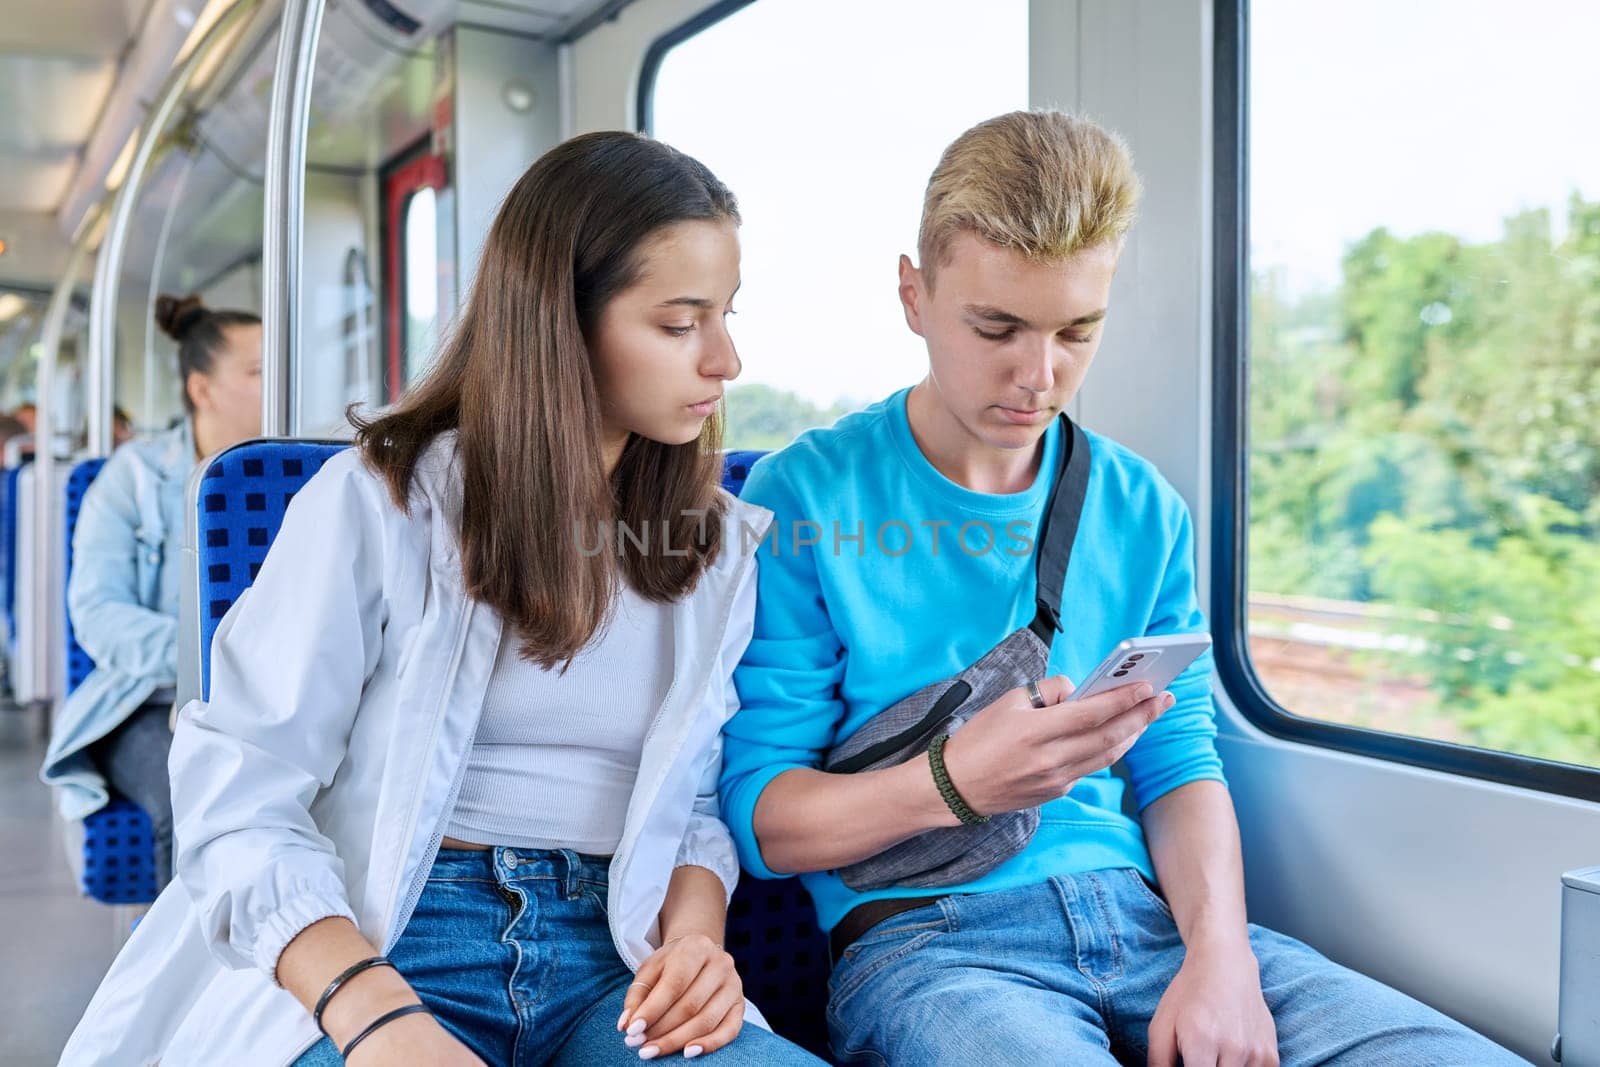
xmin=821 ymin=415 xmax=1091 ymax=892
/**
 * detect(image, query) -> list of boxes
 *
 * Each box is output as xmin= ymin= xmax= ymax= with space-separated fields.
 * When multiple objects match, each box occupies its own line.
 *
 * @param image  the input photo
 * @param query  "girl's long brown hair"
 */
xmin=354 ymin=132 xmax=738 ymax=669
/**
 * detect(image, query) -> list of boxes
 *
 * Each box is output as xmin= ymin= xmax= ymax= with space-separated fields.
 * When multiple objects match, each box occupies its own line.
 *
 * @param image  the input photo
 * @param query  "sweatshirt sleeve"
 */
xmin=1122 ymin=491 xmax=1228 ymax=811
xmin=719 ymin=459 xmax=849 ymax=880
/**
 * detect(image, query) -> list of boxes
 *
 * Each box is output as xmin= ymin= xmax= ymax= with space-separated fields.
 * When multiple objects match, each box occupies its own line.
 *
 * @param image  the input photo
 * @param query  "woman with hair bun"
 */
xmin=41 ymin=296 xmax=262 ymax=891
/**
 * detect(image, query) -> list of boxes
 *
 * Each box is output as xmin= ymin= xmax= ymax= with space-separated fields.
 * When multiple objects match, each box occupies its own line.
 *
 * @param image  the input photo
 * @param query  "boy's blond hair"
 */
xmin=918 ymin=110 xmax=1142 ymax=285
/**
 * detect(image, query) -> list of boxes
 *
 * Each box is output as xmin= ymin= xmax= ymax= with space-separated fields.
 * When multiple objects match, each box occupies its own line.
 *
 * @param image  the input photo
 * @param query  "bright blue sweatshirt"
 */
xmin=719 ymin=388 xmax=1227 ymax=932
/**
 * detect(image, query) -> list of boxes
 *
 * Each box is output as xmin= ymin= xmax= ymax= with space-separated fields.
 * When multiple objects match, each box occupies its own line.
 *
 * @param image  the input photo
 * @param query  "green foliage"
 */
xmin=722 ymin=383 xmax=850 ymax=451
xmin=1250 ymin=194 xmax=1600 ymax=766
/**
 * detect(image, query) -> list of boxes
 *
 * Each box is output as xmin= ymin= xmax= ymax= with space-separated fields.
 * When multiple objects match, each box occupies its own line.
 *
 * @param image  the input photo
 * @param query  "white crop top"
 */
xmin=444 ymin=584 xmax=674 ymax=854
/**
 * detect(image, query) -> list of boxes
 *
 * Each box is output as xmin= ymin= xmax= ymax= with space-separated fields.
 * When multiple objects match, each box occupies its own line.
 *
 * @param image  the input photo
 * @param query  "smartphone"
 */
xmin=1067 ymin=633 xmax=1213 ymax=703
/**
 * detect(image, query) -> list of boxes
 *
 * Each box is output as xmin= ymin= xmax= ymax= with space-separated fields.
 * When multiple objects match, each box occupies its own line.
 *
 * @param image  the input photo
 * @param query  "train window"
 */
xmin=402 ymin=187 xmax=439 ymax=380
xmin=643 ymin=0 xmax=1028 ymax=450
xmin=1223 ymin=0 xmax=1600 ymax=783
xmin=114 ymin=114 xmax=265 ymax=433
xmin=381 ymin=147 xmax=450 ymax=402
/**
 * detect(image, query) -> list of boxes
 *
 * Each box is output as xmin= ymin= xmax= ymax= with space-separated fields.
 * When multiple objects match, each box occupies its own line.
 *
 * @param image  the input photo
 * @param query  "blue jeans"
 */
xmin=295 ymin=848 xmax=821 ymax=1065
xmin=826 ymin=867 xmax=1529 ymax=1066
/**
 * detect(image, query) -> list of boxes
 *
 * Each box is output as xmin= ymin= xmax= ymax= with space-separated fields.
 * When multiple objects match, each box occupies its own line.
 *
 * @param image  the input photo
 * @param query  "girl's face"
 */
xmin=588 ymin=219 xmax=742 ymax=457
xmin=188 ymin=322 xmax=263 ymax=449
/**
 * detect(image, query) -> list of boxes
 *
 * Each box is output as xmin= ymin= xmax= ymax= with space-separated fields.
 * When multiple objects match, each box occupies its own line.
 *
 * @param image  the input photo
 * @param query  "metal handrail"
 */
xmin=29 ymin=217 xmax=98 ymax=709
xmin=261 ymin=0 xmax=327 ymax=437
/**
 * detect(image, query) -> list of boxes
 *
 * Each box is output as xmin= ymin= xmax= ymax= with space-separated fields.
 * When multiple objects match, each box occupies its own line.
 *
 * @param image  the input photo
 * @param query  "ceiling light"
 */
xmin=503 ymin=81 xmax=535 ymax=113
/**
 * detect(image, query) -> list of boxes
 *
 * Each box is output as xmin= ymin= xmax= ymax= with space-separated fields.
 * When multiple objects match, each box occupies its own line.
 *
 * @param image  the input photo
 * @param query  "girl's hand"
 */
xmin=617 ymin=934 xmax=744 ymax=1060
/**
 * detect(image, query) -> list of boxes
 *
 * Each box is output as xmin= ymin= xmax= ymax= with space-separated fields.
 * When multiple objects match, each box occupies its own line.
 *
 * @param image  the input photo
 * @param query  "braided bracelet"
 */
xmin=928 ymin=733 xmax=990 ymax=825
xmin=341 ymin=1003 xmax=432 ymax=1059
xmin=313 ymin=956 xmax=396 ymax=1035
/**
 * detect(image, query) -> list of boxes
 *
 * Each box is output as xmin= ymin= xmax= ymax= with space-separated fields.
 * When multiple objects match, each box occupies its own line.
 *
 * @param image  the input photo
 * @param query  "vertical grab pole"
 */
xmin=261 ymin=0 xmax=327 ymax=438
xmin=31 ymin=230 xmax=96 ymax=718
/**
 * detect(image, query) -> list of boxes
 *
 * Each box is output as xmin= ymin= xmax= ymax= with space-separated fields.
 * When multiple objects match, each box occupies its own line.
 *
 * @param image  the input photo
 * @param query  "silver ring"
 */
xmin=1025 ymin=679 xmax=1047 ymax=709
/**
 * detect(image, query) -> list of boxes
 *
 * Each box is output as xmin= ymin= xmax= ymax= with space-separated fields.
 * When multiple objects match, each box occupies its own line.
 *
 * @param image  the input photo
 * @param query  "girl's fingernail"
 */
xmin=685 ymin=1046 xmax=704 ymax=1059
xmin=625 ymin=1034 xmax=646 ymax=1048
xmin=639 ymin=1046 xmax=660 ymax=1061
xmin=617 ymin=1011 xmax=628 ymax=1032
xmin=627 ymin=1019 xmax=648 ymax=1037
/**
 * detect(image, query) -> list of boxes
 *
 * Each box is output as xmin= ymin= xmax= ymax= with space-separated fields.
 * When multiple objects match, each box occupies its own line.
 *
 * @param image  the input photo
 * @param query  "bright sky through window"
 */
xmin=1252 ymin=0 xmax=1600 ymax=295
xmin=656 ymin=0 xmax=1598 ymax=406
xmin=653 ymin=0 xmax=1028 ymax=409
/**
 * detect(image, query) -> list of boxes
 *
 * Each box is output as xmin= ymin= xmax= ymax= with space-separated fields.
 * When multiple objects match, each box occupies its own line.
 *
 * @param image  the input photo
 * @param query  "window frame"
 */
xmin=380 ymin=138 xmax=448 ymax=403
xmin=636 ymin=0 xmax=761 ymax=134
xmin=1210 ymin=0 xmax=1600 ymax=803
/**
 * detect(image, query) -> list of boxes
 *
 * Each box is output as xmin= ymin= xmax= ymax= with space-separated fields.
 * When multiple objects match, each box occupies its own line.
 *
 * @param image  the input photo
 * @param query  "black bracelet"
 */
xmin=340 ymin=1003 xmax=432 ymax=1059
xmin=313 ymin=956 xmax=395 ymax=1035
xmin=928 ymin=733 xmax=990 ymax=825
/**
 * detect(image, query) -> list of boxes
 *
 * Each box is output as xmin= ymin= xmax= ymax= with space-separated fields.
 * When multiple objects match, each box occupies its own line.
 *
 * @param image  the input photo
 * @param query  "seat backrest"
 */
xmin=195 ymin=440 xmax=348 ymax=698
xmin=2 ymin=461 xmax=28 ymax=656
xmin=63 ymin=457 xmax=107 ymax=694
xmin=192 ymin=443 xmax=832 ymax=1056
xmin=721 ymin=450 xmax=767 ymax=499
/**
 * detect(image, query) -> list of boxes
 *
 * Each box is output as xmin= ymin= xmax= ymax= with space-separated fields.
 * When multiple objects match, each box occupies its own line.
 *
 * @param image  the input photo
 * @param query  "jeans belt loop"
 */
xmin=558 ymin=848 xmax=583 ymax=899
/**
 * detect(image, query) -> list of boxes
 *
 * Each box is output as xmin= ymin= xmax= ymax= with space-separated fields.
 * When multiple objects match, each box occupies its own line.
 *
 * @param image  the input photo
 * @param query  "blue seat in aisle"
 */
xmin=192 ymin=440 xmax=833 ymax=1059
xmin=64 ymin=456 xmax=162 ymax=905
xmin=3 ymin=461 xmax=28 ymax=676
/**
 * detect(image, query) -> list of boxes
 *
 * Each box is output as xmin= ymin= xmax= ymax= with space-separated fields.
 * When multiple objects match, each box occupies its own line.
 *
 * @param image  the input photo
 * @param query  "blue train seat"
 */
xmin=193 ymin=441 xmax=832 ymax=1058
xmin=194 ymin=441 xmax=347 ymax=699
xmin=720 ymin=449 xmax=767 ymax=498
xmin=63 ymin=456 xmax=163 ymax=905
xmin=3 ymin=461 xmax=28 ymax=672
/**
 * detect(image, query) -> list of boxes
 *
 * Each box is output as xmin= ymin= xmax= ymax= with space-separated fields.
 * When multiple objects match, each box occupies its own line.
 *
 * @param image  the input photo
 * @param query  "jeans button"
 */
xmin=503 ymin=850 xmax=519 ymax=869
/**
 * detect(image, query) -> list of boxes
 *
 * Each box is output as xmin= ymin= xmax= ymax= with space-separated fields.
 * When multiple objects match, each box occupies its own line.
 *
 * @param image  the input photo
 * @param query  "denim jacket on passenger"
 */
xmin=41 ymin=419 xmax=195 ymax=820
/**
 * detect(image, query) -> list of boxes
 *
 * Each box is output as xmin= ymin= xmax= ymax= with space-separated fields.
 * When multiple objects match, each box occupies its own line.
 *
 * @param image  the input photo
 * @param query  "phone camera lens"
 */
xmin=1113 ymin=670 xmax=1130 ymax=677
xmin=1128 ymin=653 xmax=1145 ymax=661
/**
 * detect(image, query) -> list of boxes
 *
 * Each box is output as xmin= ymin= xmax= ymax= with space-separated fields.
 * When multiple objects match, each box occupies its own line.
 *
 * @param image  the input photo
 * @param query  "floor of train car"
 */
xmin=0 ymin=707 xmax=125 ymax=1065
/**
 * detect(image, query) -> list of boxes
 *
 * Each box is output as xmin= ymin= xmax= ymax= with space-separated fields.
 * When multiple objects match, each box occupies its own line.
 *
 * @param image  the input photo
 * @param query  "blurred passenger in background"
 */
xmin=40 ymin=296 xmax=262 ymax=890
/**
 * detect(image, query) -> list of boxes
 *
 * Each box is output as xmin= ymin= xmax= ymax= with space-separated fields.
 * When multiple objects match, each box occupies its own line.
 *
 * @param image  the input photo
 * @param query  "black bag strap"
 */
xmin=1028 ymin=415 xmax=1092 ymax=643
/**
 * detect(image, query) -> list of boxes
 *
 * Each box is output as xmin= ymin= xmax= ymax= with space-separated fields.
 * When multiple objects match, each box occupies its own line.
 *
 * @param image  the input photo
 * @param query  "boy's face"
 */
xmin=899 ymin=231 xmax=1118 ymax=453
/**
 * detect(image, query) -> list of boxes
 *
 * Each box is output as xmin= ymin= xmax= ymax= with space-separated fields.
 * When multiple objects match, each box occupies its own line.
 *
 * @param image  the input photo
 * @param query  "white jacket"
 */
xmin=59 ymin=434 xmax=773 ymax=1066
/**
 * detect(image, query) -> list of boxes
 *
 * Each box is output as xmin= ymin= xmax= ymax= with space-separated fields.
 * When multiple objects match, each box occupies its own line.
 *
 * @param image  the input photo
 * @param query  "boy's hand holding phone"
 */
xmin=939 ymin=676 xmax=1173 ymax=818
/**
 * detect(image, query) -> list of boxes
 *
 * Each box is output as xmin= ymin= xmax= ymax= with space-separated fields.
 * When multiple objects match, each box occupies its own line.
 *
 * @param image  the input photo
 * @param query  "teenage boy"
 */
xmin=720 ymin=111 xmax=1524 ymax=1066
